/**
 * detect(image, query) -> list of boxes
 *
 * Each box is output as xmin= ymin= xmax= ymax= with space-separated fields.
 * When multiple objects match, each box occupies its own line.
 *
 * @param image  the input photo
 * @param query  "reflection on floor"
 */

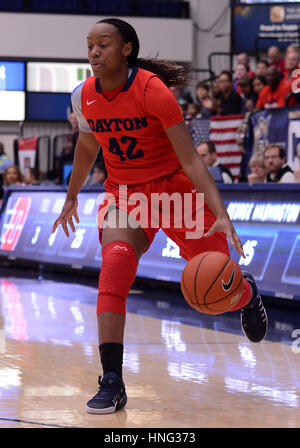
xmin=0 ymin=269 xmax=299 ymax=428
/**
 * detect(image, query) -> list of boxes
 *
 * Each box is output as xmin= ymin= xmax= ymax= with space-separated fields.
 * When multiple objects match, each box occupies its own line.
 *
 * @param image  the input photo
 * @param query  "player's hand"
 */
xmin=51 ymin=197 xmax=79 ymax=237
xmin=203 ymin=213 xmax=245 ymax=258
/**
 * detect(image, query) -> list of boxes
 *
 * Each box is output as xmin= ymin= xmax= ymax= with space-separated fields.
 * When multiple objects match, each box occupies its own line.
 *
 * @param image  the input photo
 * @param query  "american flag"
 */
xmin=209 ymin=115 xmax=245 ymax=181
xmin=189 ymin=118 xmax=211 ymax=146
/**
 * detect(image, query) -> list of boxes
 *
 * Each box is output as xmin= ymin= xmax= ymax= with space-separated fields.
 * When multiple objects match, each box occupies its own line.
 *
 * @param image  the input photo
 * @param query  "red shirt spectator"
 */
xmin=283 ymin=51 xmax=300 ymax=80
xmin=257 ymin=80 xmax=291 ymax=109
xmin=270 ymin=58 xmax=286 ymax=74
xmin=268 ymin=46 xmax=285 ymax=74
xmin=256 ymin=66 xmax=291 ymax=109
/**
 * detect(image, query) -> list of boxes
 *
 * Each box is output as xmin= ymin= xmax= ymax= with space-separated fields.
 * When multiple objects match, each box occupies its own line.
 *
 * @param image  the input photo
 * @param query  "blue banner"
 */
xmin=250 ymin=106 xmax=300 ymax=169
xmin=1 ymin=185 xmax=300 ymax=302
xmin=232 ymin=3 xmax=300 ymax=53
xmin=0 ymin=61 xmax=25 ymax=91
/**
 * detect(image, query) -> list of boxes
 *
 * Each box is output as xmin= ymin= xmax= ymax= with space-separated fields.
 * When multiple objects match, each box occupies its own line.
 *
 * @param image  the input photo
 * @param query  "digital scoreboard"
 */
xmin=27 ymin=62 xmax=91 ymax=93
xmin=26 ymin=61 xmax=91 ymax=121
xmin=0 ymin=60 xmax=25 ymax=121
xmin=0 ymin=184 xmax=299 ymax=303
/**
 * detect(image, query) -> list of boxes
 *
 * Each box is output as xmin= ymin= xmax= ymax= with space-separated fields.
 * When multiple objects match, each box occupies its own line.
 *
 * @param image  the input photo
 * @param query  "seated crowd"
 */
xmin=181 ymin=44 xmax=300 ymax=119
xmin=196 ymin=140 xmax=299 ymax=185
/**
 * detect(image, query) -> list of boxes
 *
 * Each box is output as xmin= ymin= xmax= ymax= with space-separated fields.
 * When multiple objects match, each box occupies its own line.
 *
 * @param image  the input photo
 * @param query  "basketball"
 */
xmin=181 ymin=251 xmax=244 ymax=315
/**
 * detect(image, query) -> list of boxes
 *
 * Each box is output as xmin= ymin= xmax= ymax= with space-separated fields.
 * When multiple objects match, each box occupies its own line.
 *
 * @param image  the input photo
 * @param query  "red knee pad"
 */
xmin=97 ymin=241 xmax=138 ymax=315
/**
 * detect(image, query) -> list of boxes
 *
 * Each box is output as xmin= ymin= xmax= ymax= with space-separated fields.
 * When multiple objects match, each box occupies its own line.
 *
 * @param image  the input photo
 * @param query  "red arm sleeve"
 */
xmin=144 ymin=76 xmax=185 ymax=129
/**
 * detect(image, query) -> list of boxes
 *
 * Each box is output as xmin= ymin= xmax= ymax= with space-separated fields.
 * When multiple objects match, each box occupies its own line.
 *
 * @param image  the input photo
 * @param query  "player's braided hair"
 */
xmin=97 ymin=18 xmax=187 ymax=87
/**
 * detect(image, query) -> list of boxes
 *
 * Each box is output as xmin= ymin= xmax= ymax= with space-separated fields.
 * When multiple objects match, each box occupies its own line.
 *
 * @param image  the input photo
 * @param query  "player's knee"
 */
xmin=97 ymin=240 xmax=138 ymax=315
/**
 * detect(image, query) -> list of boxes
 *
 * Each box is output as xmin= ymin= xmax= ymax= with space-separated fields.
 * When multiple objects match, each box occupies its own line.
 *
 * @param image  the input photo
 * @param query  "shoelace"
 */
xmin=95 ymin=376 xmax=123 ymax=399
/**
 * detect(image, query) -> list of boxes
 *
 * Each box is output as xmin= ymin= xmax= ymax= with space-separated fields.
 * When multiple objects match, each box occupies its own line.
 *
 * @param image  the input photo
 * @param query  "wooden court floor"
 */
xmin=0 ymin=275 xmax=299 ymax=429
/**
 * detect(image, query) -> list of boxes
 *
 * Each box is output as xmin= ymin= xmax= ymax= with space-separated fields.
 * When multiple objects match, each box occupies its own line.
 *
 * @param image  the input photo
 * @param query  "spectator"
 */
xmin=54 ymin=112 xmax=80 ymax=184
xmin=294 ymin=142 xmax=300 ymax=183
xmin=66 ymin=111 xmax=79 ymax=152
xmin=247 ymin=155 xmax=267 ymax=183
xmin=185 ymin=102 xmax=202 ymax=123
xmin=3 ymin=165 xmax=24 ymax=187
xmin=171 ymin=85 xmax=193 ymax=108
xmin=68 ymin=110 xmax=79 ymax=130
xmin=84 ymin=162 xmax=107 ymax=186
xmin=252 ymin=75 xmax=267 ymax=97
xmin=0 ymin=142 xmax=12 ymax=203
xmin=286 ymin=44 xmax=300 ymax=57
xmin=236 ymin=53 xmax=255 ymax=78
xmin=195 ymin=83 xmax=215 ymax=116
xmin=197 ymin=140 xmax=234 ymax=183
xmin=236 ymin=52 xmax=249 ymax=65
xmin=268 ymin=46 xmax=285 ymax=73
xmin=0 ymin=142 xmax=12 ymax=175
xmin=264 ymin=144 xmax=295 ymax=183
xmin=65 ymin=111 xmax=79 ymax=153
xmin=256 ymin=66 xmax=291 ymax=110
xmin=284 ymin=50 xmax=300 ymax=80
xmin=185 ymin=103 xmax=202 ymax=130
xmin=215 ymin=70 xmax=243 ymax=115
xmin=211 ymin=79 xmax=220 ymax=98
xmin=256 ymin=60 xmax=269 ymax=78
xmin=233 ymin=63 xmax=248 ymax=92
xmin=24 ymin=167 xmax=40 ymax=185
xmin=238 ymin=76 xmax=257 ymax=113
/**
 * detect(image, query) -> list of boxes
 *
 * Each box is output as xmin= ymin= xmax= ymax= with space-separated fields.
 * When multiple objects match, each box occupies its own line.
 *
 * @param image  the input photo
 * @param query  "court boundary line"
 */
xmin=0 ymin=417 xmax=81 ymax=428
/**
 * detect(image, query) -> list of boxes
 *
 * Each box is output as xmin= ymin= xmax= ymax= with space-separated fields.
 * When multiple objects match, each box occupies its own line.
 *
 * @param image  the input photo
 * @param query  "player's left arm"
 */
xmin=165 ymin=121 xmax=244 ymax=257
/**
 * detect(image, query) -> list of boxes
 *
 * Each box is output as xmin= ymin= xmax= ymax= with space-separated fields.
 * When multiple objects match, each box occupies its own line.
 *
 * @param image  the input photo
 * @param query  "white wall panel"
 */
xmin=0 ymin=13 xmax=193 ymax=62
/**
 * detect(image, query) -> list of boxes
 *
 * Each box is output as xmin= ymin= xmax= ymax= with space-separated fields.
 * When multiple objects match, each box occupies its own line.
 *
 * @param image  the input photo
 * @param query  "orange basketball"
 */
xmin=181 ymin=251 xmax=244 ymax=315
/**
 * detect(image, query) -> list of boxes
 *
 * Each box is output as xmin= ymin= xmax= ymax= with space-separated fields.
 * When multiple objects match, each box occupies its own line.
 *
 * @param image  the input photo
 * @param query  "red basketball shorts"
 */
xmin=97 ymin=167 xmax=229 ymax=261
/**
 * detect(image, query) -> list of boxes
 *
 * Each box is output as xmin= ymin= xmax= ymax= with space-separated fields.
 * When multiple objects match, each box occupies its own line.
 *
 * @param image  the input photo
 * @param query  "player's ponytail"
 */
xmin=134 ymin=57 xmax=187 ymax=87
xmin=97 ymin=17 xmax=188 ymax=87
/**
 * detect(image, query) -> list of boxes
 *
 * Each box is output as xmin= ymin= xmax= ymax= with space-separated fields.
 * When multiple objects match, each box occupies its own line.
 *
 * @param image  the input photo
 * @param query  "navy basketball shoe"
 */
xmin=240 ymin=271 xmax=268 ymax=343
xmin=86 ymin=372 xmax=127 ymax=414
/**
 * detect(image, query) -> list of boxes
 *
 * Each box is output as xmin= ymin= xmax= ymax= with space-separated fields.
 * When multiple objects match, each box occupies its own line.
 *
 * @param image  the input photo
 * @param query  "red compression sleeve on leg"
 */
xmin=228 ymin=278 xmax=252 ymax=312
xmin=97 ymin=241 xmax=138 ymax=315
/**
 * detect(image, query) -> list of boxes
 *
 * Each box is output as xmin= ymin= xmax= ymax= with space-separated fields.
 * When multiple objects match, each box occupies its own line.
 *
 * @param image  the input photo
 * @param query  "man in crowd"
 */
xmin=256 ymin=66 xmax=292 ymax=110
xmin=233 ymin=63 xmax=248 ymax=92
xmin=293 ymin=142 xmax=300 ymax=183
xmin=197 ymin=140 xmax=234 ymax=183
xmin=236 ymin=53 xmax=255 ymax=78
xmin=238 ymin=76 xmax=257 ymax=113
xmin=268 ymin=46 xmax=285 ymax=73
xmin=284 ymin=49 xmax=300 ymax=80
xmin=264 ymin=144 xmax=295 ymax=183
xmin=215 ymin=70 xmax=243 ymax=115
xmin=256 ymin=60 xmax=269 ymax=78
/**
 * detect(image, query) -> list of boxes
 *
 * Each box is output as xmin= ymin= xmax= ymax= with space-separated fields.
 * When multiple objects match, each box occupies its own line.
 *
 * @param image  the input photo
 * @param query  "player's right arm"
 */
xmin=51 ymin=130 xmax=100 ymax=237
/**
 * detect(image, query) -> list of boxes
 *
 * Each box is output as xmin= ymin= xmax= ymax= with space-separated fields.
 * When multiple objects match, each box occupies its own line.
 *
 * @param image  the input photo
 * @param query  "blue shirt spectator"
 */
xmin=0 ymin=142 xmax=12 ymax=175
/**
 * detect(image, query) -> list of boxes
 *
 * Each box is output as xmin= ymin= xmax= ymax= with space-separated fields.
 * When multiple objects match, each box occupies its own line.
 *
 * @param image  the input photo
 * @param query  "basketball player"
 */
xmin=52 ymin=18 xmax=268 ymax=414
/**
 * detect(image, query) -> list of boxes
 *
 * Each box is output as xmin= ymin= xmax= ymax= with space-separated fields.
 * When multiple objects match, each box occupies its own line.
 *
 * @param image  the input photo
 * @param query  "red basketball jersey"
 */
xmin=80 ymin=67 xmax=184 ymax=184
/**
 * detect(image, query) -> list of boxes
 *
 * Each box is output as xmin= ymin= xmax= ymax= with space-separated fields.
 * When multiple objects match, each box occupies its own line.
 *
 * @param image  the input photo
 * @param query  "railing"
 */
xmin=192 ymin=68 xmax=216 ymax=85
xmin=208 ymin=52 xmax=234 ymax=78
